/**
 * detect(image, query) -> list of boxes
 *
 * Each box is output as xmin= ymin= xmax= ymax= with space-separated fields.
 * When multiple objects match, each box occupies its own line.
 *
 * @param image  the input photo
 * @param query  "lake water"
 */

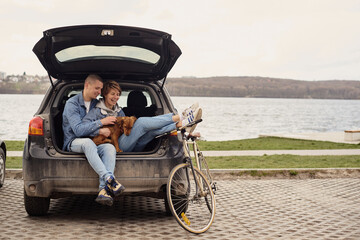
xmin=0 ymin=94 xmax=360 ymax=141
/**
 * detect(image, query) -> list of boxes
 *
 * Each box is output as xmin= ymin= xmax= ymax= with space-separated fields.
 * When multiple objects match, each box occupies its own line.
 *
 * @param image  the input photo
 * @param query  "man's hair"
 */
xmin=85 ymin=74 xmax=103 ymax=84
xmin=101 ymin=80 xmax=122 ymax=97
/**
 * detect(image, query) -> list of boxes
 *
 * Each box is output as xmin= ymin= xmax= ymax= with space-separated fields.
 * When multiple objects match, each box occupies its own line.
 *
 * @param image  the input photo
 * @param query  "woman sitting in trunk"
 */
xmin=83 ymin=80 xmax=201 ymax=152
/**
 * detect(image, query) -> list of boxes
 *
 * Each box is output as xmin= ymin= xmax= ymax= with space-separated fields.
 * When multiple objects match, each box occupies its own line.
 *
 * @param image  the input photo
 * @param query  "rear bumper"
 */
xmin=24 ymin=176 xmax=170 ymax=198
xmin=23 ymin=139 xmax=184 ymax=198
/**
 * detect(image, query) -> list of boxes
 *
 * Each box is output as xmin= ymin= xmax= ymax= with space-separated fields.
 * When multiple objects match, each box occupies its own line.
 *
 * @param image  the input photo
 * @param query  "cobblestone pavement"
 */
xmin=0 ymin=178 xmax=359 ymax=239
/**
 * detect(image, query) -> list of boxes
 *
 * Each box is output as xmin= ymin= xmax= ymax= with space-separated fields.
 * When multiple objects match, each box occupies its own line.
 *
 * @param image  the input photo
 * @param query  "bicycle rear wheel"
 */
xmin=167 ymin=163 xmax=216 ymax=234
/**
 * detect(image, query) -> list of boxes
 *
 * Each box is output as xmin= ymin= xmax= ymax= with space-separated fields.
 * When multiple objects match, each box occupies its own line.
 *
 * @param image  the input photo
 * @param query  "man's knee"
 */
xmin=81 ymin=138 xmax=97 ymax=149
xmin=99 ymin=143 xmax=116 ymax=155
xmin=71 ymin=138 xmax=97 ymax=153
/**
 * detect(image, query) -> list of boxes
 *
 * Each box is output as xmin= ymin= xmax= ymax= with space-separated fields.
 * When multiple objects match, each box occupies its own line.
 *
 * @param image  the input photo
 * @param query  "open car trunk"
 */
xmin=50 ymin=80 xmax=167 ymax=154
xmin=33 ymin=25 xmax=181 ymax=81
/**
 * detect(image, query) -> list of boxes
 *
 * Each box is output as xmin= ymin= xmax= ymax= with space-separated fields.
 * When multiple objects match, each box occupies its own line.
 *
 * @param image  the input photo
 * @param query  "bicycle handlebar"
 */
xmin=178 ymin=119 xmax=203 ymax=131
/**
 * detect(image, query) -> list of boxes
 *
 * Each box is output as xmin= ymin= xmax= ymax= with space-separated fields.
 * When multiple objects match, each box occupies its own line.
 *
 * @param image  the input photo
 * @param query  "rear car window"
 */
xmin=120 ymin=90 xmax=153 ymax=107
xmin=55 ymin=45 xmax=160 ymax=64
xmin=61 ymin=88 xmax=155 ymax=108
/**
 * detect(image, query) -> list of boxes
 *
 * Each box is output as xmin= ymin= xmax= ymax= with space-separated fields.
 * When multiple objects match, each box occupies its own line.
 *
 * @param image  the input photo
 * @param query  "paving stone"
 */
xmin=0 ymin=179 xmax=359 ymax=239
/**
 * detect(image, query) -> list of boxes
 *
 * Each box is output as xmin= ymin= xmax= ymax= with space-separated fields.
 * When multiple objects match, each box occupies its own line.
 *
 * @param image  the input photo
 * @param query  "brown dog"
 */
xmin=92 ymin=116 xmax=137 ymax=152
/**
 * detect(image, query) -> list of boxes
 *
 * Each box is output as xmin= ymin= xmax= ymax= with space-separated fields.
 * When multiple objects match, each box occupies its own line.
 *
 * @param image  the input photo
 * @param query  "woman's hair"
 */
xmin=101 ymin=80 xmax=122 ymax=97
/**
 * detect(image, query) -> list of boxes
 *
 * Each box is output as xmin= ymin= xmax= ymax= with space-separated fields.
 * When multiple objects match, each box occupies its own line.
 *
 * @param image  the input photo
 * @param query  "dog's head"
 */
xmin=122 ymin=116 xmax=137 ymax=136
xmin=115 ymin=117 xmax=126 ymax=134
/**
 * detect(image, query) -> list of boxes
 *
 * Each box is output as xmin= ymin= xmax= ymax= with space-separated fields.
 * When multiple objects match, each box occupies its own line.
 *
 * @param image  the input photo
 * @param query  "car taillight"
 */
xmin=170 ymin=130 xmax=178 ymax=136
xmin=28 ymin=116 xmax=44 ymax=136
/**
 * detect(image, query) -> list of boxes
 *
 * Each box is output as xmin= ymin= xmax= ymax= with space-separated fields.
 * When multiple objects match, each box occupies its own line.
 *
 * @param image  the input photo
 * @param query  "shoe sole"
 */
xmin=95 ymin=197 xmax=113 ymax=206
xmin=112 ymin=185 xmax=125 ymax=197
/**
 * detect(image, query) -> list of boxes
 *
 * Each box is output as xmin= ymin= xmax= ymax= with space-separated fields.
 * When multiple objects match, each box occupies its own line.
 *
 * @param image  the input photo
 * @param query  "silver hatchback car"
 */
xmin=23 ymin=25 xmax=184 ymax=216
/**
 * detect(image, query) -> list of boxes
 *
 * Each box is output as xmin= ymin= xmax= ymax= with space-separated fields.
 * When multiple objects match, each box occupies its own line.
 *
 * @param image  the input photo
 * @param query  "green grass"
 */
xmin=5 ymin=137 xmax=360 ymax=151
xmin=197 ymin=137 xmax=360 ymax=151
xmin=6 ymin=155 xmax=360 ymax=169
xmin=206 ymin=155 xmax=360 ymax=169
xmin=4 ymin=140 xmax=25 ymax=151
xmin=6 ymin=157 xmax=22 ymax=168
xmin=4 ymin=137 xmax=360 ymax=169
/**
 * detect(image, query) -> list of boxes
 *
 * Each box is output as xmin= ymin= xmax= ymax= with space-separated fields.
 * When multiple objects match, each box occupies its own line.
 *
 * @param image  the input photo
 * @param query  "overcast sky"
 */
xmin=0 ymin=0 xmax=360 ymax=81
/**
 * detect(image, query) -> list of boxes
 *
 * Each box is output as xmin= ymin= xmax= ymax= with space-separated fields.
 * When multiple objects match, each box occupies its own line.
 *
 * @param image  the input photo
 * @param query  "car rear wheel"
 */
xmin=0 ymin=148 xmax=5 ymax=188
xmin=24 ymin=189 xmax=50 ymax=216
xmin=164 ymin=193 xmax=172 ymax=216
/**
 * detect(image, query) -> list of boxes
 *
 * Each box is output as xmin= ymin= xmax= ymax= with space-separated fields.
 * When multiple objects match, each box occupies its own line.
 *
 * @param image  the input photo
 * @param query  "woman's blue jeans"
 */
xmin=70 ymin=138 xmax=116 ymax=190
xmin=118 ymin=113 xmax=176 ymax=152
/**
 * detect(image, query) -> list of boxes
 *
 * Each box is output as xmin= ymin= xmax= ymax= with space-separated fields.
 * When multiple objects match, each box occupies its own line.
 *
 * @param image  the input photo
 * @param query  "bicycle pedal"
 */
xmin=212 ymin=182 xmax=217 ymax=194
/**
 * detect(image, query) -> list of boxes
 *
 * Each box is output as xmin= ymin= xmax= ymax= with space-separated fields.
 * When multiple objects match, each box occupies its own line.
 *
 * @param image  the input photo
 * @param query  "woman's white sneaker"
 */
xmin=181 ymin=102 xmax=199 ymax=119
xmin=181 ymin=107 xmax=202 ymax=133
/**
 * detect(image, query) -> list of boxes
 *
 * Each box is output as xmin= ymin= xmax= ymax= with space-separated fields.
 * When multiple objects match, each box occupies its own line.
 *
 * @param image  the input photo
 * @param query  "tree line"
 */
xmin=165 ymin=76 xmax=360 ymax=99
xmin=1 ymin=76 xmax=360 ymax=99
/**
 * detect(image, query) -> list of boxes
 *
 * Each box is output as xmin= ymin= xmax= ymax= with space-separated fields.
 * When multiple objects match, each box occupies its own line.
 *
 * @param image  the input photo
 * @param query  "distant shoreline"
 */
xmin=165 ymin=77 xmax=360 ymax=99
xmin=1 ymin=76 xmax=360 ymax=99
xmin=1 ymin=92 xmax=358 ymax=101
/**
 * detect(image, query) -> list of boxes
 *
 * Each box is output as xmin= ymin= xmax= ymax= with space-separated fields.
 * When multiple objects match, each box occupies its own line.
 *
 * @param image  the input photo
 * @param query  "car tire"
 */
xmin=0 ymin=148 xmax=5 ymax=188
xmin=164 ymin=194 xmax=172 ymax=216
xmin=24 ymin=189 xmax=50 ymax=216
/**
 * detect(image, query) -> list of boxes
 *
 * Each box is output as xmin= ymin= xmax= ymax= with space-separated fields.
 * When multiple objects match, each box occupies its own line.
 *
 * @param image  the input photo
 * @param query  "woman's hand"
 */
xmin=100 ymin=116 xmax=116 ymax=126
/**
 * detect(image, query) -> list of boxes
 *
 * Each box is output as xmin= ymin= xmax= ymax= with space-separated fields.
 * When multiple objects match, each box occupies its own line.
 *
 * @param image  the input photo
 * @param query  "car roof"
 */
xmin=33 ymin=25 xmax=182 ymax=81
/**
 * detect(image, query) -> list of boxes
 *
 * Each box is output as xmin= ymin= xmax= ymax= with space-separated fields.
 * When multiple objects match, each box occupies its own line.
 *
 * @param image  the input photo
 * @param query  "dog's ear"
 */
xmin=116 ymin=117 xmax=125 ymax=124
xmin=127 ymin=117 xmax=134 ymax=126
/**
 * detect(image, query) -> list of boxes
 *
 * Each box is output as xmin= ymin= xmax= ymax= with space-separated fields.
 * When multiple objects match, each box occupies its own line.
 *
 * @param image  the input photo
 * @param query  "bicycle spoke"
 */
xmin=173 ymin=199 xmax=188 ymax=214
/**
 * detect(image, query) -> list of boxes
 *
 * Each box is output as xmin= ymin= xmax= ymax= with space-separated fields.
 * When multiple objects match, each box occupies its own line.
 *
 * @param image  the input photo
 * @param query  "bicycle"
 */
xmin=164 ymin=119 xmax=217 ymax=234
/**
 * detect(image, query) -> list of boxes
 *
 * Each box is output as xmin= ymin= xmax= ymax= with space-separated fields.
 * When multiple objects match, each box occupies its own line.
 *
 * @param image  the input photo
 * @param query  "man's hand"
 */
xmin=99 ymin=128 xmax=111 ymax=137
xmin=100 ymin=116 xmax=116 ymax=126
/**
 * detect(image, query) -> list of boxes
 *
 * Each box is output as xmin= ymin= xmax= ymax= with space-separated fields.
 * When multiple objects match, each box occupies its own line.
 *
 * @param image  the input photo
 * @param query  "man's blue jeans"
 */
xmin=70 ymin=138 xmax=116 ymax=190
xmin=118 ymin=113 xmax=176 ymax=152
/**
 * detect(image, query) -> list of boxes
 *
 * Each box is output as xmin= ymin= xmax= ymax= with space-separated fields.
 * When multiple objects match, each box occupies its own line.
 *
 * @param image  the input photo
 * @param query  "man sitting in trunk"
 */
xmin=62 ymin=74 xmax=125 ymax=206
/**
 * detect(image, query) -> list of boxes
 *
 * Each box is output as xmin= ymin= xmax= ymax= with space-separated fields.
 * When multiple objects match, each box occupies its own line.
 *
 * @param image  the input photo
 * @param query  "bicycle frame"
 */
xmin=181 ymin=130 xmax=207 ymax=198
xmin=157 ymin=118 xmax=215 ymax=197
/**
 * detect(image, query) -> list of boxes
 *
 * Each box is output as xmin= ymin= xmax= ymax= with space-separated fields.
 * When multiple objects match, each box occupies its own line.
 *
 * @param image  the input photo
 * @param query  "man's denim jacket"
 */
xmin=62 ymin=92 xmax=102 ymax=151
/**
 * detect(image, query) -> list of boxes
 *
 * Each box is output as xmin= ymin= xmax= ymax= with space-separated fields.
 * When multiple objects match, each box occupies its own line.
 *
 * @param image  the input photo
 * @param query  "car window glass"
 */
xmin=119 ymin=90 xmax=153 ymax=107
xmin=59 ymin=88 xmax=154 ymax=108
xmin=55 ymin=45 xmax=160 ymax=64
xmin=67 ymin=90 xmax=81 ymax=98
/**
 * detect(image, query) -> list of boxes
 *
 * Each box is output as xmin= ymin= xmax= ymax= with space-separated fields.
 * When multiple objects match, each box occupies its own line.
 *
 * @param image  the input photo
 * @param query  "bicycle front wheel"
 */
xmin=167 ymin=163 xmax=216 ymax=234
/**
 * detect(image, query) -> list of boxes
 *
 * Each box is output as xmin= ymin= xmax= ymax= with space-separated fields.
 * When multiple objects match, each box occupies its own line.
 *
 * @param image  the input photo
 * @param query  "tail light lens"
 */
xmin=169 ymin=130 xmax=178 ymax=136
xmin=28 ymin=116 xmax=44 ymax=136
